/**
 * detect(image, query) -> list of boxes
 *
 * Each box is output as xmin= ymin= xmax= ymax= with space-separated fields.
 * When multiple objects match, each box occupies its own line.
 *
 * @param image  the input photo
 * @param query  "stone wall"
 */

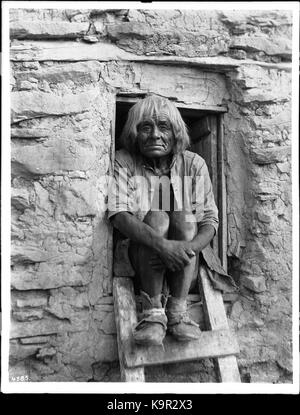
xmin=9 ymin=8 xmax=293 ymax=382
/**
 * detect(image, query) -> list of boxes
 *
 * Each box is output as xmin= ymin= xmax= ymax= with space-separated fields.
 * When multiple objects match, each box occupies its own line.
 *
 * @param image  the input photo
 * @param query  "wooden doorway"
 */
xmin=115 ymin=96 xmax=227 ymax=270
xmin=188 ymin=113 xmax=227 ymax=271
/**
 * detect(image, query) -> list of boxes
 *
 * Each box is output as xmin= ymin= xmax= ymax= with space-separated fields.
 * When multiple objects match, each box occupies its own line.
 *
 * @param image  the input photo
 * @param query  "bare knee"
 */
xmin=169 ymin=211 xmax=197 ymax=241
xmin=143 ymin=210 xmax=169 ymax=236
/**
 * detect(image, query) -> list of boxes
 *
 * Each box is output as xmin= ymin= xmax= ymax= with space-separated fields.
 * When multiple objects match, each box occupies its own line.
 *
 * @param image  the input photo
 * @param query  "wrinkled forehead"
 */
xmin=140 ymin=105 xmax=172 ymax=123
xmin=140 ymin=112 xmax=171 ymax=124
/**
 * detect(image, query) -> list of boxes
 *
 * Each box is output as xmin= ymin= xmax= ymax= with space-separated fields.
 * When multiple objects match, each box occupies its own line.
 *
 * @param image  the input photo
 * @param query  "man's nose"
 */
xmin=152 ymin=125 xmax=161 ymax=139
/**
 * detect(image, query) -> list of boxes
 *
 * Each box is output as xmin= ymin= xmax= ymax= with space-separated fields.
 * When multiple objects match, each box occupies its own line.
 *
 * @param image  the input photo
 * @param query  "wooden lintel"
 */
xmin=176 ymin=102 xmax=228 ymax=113
xmin=116 ymin=96 xmax=227 ymax=113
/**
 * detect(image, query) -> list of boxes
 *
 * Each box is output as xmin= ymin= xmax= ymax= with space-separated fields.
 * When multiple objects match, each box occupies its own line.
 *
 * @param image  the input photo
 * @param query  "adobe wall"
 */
xmin=9 ymin=8 xmax=292 ymax=382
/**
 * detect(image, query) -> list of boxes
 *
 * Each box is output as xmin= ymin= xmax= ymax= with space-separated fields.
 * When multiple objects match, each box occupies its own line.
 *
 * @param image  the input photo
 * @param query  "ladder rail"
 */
xmin=198 ymin=265 xmax=241 ymax=382
xmin=113 ymin=277 xmax=145 ymax=382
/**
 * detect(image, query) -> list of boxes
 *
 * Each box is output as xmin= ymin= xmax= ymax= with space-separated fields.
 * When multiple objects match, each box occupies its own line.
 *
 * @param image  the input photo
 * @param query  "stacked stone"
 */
xmin=224 ymin=64 xmax=292 ymax=381
xmin=10 ymin=14 xmax=117 ymax=378
xmin=9 ymin=8 xmax=293 ymax=382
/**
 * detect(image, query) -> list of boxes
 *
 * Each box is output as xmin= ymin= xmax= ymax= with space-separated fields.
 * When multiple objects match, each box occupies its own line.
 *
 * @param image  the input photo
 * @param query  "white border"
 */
xmin=1 ymin=1 xmax=299 ymax=395
xmin=291 ymin=2 xmax=299 ymax=391
xmin=2 ymin=1 xmax=300 ymax=11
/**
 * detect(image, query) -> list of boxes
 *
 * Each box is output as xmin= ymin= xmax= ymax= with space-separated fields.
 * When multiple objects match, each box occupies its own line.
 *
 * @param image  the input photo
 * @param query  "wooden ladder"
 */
xmin=113 ymin=264 xmax=241 ymax=382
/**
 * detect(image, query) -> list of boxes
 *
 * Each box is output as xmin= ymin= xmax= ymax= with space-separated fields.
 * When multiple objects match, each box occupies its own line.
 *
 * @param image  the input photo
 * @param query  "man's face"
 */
xmin=137 ymin=115 xmax=175 ymax=159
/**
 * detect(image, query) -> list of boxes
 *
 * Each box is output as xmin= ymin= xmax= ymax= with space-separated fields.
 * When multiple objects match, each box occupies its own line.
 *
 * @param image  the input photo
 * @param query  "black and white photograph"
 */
xmin=1 ymin=1 xmax=299 ymax=394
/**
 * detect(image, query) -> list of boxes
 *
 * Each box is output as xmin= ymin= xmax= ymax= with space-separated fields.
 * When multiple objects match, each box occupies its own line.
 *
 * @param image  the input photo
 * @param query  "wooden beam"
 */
xmin=209 ymin=115 xmax=219 ymax=219
xmin=125 ymin=328 xmax=239 ymax=368
xmin=113 ymin=277 xmax=145 ymax=382
xmin=116 ymin=96 xmax=227 ymax=113
xmin=176 ymin=102 xmax=227 ymax=113
xmin=217 ymin=114 xmax=228 ymax=271
xmin=198 ymin=265 xmax=241 ymax=382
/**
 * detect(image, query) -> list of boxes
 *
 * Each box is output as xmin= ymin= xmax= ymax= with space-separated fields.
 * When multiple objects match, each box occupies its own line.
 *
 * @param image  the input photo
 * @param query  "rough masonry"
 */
xmin=9 ymin=8 xmax=292 ymax=382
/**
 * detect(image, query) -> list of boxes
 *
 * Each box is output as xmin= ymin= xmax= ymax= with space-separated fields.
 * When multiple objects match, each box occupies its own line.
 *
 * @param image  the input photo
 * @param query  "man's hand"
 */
xmin=150 ymin=240 xmax=196 ymax=272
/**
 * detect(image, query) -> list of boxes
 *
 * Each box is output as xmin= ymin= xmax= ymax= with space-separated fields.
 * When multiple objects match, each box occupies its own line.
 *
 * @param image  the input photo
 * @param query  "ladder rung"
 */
xmin=124 ymin=328 xmax=239 ymax=368
xmin=113 ymin=276 xmax=241 ymax=382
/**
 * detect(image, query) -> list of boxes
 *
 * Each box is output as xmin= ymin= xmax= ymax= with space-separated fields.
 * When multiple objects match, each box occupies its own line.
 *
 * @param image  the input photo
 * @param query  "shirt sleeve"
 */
xmin=107 ymin=150 xmax=136 ymax=220
xmin=192 ymin=156 xmax=219 ymax=234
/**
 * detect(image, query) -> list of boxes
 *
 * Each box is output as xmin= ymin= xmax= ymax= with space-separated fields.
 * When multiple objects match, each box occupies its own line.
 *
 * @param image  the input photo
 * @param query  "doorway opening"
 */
xmin=114 ymin=96 xmax=228 ymax=270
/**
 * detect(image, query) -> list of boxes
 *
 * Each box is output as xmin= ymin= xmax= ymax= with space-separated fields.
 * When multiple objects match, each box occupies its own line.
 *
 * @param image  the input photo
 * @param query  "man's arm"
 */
xmin=111 ymin=212 xmax=194 ymax=271
xmin=190 ymin=224 xmax=215 ymax=254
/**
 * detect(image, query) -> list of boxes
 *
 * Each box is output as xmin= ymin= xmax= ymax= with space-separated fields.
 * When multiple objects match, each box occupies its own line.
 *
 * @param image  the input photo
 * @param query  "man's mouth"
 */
xmin=145 ymin=144 xmax=165 ymax=149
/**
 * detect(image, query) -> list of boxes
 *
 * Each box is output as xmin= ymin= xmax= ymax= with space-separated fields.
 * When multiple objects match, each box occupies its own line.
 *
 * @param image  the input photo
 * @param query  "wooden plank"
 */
xmin=125 ymin=328 xmax=239 ymax=368
xmin=113 ymin=277 xmax=145 ymax=382
xmin=194 ymin=116 xmax=218 ymax=257
xmin=176 ymin=102 xmax=227 ymax=113
xmin=190 ymin=116 xmax=218 ymax=203
xmin=190 ymin=113 xmax=227 ymax=265
xmin=198 ymin=265 xmax=241 ymax=382
xmin=189 ymin=117 xmax=219 ymax=257
xmin=116 ymin=96 xmax=227 ymax=113
xmin=217 ymin=114 xmax=228 ymax=271
xmin=209 ymin=115 xmax=218 ymax=205
xmin=208 ymin=116 xmax=219 ymax=257
xmin=187 ymin=294 xmax=201 ymax=303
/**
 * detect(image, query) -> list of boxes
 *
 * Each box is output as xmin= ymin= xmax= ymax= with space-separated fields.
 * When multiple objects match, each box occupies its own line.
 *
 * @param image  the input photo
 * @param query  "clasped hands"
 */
xmin=150 ymin=239 xmax=196 ymax=272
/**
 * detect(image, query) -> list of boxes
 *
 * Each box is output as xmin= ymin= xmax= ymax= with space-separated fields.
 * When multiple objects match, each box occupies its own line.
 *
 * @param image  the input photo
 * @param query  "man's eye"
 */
xmin=158 ymin=124 xmax=170 ymax=131
xmin=141 ymin=125 xmax=151 ymax=132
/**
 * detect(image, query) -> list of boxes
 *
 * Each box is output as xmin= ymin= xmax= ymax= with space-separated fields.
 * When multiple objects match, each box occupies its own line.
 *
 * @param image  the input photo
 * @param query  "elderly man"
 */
xmin=108 ymin=95 xmax=219 ymax=346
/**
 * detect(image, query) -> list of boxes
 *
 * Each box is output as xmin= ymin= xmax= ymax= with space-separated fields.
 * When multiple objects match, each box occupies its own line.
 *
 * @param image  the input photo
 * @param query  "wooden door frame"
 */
xmin=114 ymin=95 xmax=228 ymax=271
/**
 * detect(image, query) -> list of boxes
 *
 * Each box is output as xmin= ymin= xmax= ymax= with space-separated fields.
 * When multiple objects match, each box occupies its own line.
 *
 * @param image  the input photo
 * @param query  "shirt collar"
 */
xmin=138 ymin=152 xmax=178 ymax=171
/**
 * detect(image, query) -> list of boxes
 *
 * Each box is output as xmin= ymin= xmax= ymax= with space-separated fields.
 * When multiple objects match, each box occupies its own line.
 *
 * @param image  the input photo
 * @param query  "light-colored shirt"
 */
xmin=108 ymin=148 xmax=219 ymax=233
xmin=107 ymin=149 xmax=238 ymax=293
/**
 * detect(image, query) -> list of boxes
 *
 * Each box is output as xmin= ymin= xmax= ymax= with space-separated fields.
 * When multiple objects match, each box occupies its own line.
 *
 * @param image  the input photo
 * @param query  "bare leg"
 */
xmin=165 ymin=211 xmax=201 ymax=341
xmin=129 ymin=211 xmax=169 ymax=346
xmin=167 ymin=211 xmax=197 ymax=299
xmin=129 ymin=210 xmax=169 ymax=297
